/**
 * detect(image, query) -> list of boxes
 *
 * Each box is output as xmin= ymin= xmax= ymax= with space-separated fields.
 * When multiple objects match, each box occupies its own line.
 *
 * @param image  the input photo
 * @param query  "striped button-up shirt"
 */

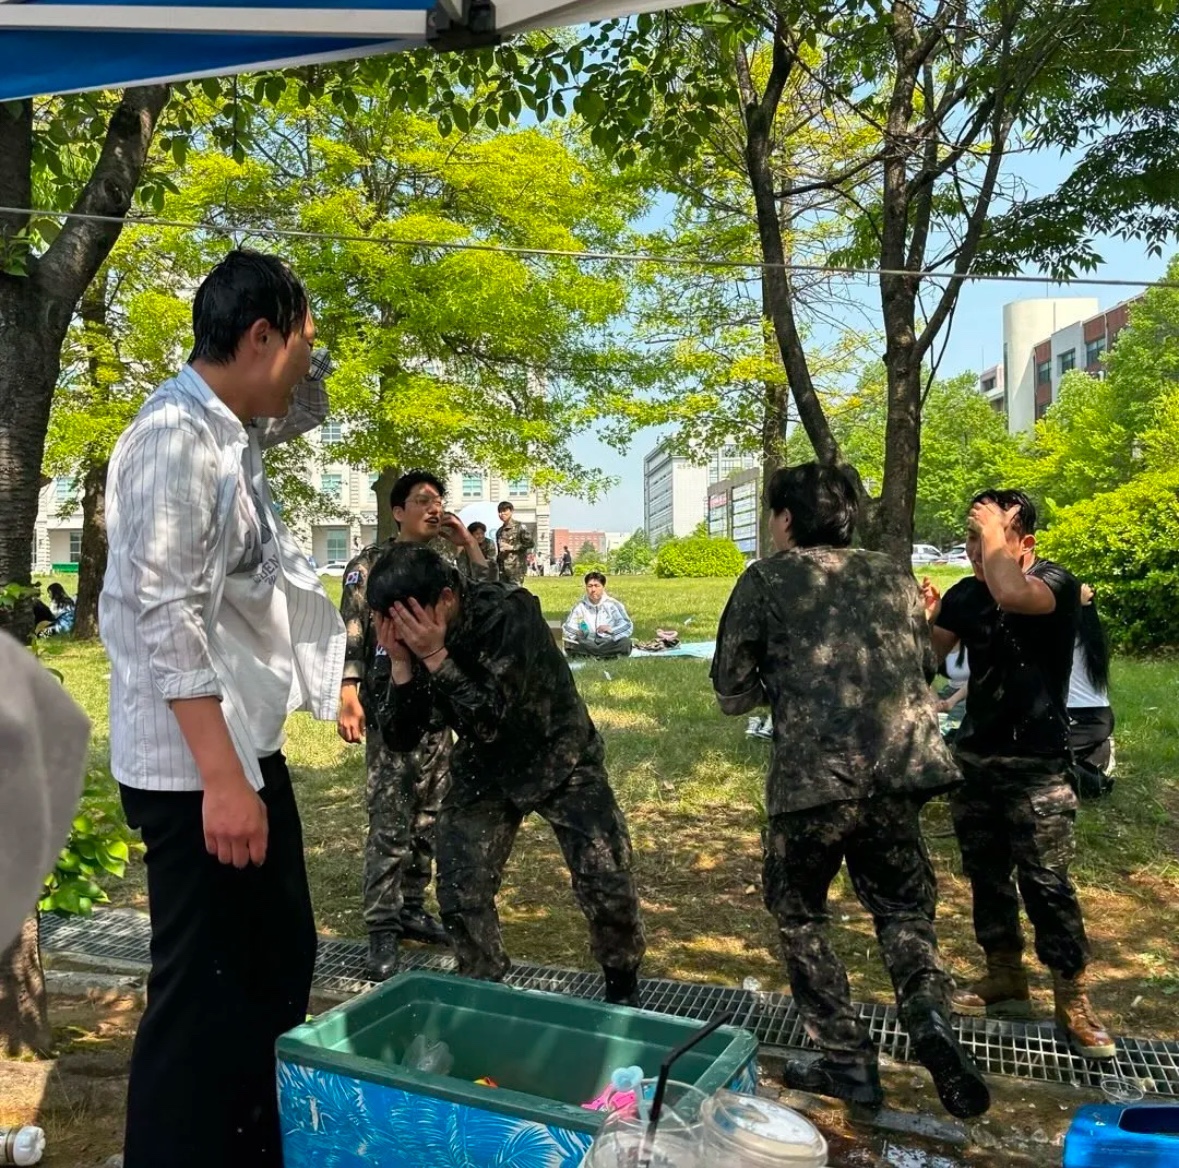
xmin=100 ymin=355 xmax=345 ymax=792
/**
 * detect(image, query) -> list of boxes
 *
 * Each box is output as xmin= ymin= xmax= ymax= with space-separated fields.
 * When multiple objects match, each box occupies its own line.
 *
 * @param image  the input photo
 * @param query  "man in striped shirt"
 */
xmin=100 ymin=250 xmax=345 ymax=1168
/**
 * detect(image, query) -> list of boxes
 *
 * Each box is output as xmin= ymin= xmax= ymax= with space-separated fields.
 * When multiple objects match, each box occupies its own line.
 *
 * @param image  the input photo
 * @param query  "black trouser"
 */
xmin=950 ymin=755 xmax=1090 ymax=978
xmin=436 ymin=767 xmax=646 ymax=982
xmin=119 ymin=754 xmax=317 ymax=1168
xmin=1069 ymin=706 xmax=1115 ymax=772
xmin=564 ymin=636 xmax=633 ymax=660
xmin=763 ymin=795 xmax=952 ymax=1062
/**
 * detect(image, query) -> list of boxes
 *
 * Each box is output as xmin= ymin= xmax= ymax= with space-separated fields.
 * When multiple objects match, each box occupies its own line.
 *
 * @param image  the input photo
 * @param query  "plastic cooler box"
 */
xmin=1063 ymin=1103 xmax=1179 ymax=1166
xmin=277 ymin=970 xmax=759 ymax=1168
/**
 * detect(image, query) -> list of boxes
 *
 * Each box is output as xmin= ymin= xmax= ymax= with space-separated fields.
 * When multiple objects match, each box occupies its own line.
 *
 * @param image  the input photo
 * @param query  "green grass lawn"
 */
xmin=37 ymin=570 xmax=1179 ymax=1038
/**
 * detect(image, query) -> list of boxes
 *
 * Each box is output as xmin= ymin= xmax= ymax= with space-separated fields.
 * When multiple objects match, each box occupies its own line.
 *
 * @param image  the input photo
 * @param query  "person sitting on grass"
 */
xmin=562 ymin=572 xmax=634 ymax=660
xmin=40 ymin=582 xmax=76 ymax=636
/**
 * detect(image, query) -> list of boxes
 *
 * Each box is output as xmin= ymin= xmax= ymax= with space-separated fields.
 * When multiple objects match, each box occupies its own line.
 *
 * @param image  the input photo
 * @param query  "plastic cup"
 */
xmin=1100 ymin=1076 xmax=1145 ymax=1104
xmin=583 ymin=1081 xmax=709 ymax=1168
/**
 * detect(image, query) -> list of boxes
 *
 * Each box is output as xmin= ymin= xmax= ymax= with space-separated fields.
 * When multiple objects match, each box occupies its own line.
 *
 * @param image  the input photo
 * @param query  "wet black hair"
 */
xmin=389 ymin=470 xmax=446 ymax=512
xmin=1077 ymin=596 xmax=1111 ymax=693
xmin=366 ymin=543 xmax=460 ymax=617
xmin=971 ymin=489 xmax=1038 ymax=536
xmin=189 ymin=249 xmax=308 ymax=366
xmin=765 ymin=462 xmax=858 ymax=548
xmin=468 ymin=522 xmax=487 ymax=537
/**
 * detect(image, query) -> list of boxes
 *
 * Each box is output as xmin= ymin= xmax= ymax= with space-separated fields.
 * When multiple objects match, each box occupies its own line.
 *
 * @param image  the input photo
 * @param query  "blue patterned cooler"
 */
xmin=277 ymin=971 xmax=759 ymax=1167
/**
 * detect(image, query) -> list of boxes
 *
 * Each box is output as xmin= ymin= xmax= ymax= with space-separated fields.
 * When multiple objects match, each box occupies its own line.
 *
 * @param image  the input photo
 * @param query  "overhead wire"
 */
xmin=0 ymin=204 xmax=1173 ymax=290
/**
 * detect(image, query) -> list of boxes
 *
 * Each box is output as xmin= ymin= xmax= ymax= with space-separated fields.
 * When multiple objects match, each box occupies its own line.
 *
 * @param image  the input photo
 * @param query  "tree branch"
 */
xmin=39 ymin=86 xmax=170 ymax=305
xmin=0 ymin=101 xmax=33 ymax=242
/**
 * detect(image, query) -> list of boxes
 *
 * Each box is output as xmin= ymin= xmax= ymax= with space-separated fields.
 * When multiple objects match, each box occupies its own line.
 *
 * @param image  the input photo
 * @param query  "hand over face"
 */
xmin=373 ymin=611 xmax=412 ymax=664
xmin=392 ymin=598 xmax=448 ymax=659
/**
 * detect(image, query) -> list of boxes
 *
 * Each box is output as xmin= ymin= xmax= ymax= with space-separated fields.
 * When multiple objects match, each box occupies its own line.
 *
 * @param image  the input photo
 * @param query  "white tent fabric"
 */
xmin=0 ymin=0 xmax=693 ymax=101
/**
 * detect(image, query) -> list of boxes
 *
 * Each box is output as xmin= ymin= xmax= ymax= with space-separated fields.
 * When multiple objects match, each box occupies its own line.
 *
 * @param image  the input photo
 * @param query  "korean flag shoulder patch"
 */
xmin=344 ymin=569 xmax=361 ymax=587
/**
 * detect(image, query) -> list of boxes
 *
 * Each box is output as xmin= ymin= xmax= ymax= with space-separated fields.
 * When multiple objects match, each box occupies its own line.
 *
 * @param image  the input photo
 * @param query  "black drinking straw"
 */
xmin=639 ymin=1010 xmax=736 ymax=1168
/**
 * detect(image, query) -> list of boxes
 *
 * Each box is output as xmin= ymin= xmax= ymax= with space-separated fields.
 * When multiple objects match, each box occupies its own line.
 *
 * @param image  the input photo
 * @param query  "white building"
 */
xmin=643 ymin=440 xmax=760 ymax=541
xmin=33 ymin=417 xmax=550 ymax=573
xmin=979 ymin=297 xmax=1137 ymax=434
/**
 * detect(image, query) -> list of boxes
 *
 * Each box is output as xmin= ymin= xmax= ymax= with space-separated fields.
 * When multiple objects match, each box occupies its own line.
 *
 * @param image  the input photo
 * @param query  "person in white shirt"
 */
xmin=100 ymin=250 xmax=345 ymax=1168
xmin=563 ymin=571 xmax=634 ymax=659
xmin=1068 ymin=584 xmax=1116 ymax=797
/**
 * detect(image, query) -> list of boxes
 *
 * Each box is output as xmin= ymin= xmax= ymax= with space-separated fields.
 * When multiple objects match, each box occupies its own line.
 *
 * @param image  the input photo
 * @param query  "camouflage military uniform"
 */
xmin=712 ymin=548 xmax=962 ymax=1059
xmin=374 ymin=580 xmax=645 ymax=981
xmin=341 ymin=534 xmax=492 ymax=937
xmin=459 ymin=536 xmax=499 ymax=583
xmin=495 ymin=519 xmax=534 ymax=585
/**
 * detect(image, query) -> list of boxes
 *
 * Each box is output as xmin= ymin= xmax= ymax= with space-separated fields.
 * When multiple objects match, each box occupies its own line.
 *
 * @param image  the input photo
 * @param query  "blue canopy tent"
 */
xmin=0 ymin=0 xmax=691 ymax=101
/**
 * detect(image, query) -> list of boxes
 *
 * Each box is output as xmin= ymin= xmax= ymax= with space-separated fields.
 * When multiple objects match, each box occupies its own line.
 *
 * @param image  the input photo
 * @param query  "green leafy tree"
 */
xmin=608 ymin=528 xmax=655 ymax=575
xmin=577 ymin=540 xmax=600 ymax=563
xmin=506 ymin=0 xmax=1179 ymax=559
xmin=149 ymin=86 xmax=657 ymax=542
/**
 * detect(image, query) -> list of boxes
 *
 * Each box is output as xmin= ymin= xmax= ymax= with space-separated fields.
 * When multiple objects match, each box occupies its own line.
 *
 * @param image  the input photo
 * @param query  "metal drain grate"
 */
xmin=41 ymin=910 xmax=1179 ymax=1097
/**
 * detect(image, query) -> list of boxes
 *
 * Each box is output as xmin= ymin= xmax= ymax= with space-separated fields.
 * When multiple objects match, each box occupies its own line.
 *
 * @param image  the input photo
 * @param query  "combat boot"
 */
xmin=780 ymin=1052 xmax=884 ymax=1110
xmin=400 ymin=908 xmax=451 ymax=947
xmin=904 ymin=996 xmax=991 ymax=1119
xmin=950 ymin=951 xmax=1031 ymax=1018
xmin=1053 ymin=971 xmax=1116 ymax=1060
xmin=365 ymin=931 xmax=401 ymax=982
xmin=603 ymin=966 xmax=641 ymax=1008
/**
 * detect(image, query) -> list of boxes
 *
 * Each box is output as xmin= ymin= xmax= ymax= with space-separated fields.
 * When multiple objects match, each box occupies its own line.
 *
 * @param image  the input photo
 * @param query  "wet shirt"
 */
xmin=375 ymin=582 xmax=602 ymax=810
xmin=711 ymin=547 xmax=959 ymax=816
xmin=935 ymin=559 xmax=1079 ymax=761
xmin=340 ymin=533 xmax=490 ymax=702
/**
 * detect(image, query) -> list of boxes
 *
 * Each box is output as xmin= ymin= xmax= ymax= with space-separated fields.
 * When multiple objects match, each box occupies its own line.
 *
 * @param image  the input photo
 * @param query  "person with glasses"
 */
xmin=337 ymin=470 xmax=492 ymax=980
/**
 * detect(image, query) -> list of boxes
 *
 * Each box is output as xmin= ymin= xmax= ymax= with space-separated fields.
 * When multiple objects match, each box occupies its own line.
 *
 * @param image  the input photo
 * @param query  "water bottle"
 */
xmin=0 ymin=1126 xmax=45 ymax=1166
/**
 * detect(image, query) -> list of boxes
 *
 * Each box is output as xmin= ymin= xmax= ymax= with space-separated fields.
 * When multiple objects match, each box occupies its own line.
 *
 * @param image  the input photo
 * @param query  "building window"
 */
xmin=69 ymin=530 xmax=82 ymax=564
xmin=55 ymin=478 xmax=72 ymax=503
xmin=461 ymin=474 xmax=484 ymax=499
xmin=1036 ymin=360 xmax=1051 ymax=385
xmin=1058 ymin=349 xmax=1076 ymax=375
xmin=325 ymin=529 xmax=348 ymax=562
xmin=981 ymin=376 xmax=995 ymax=393
xmin=321 ymin=473 xmax=343 ymax=501
xmin=508 ymin=477 xmax=530 ymax=498
xmin=320 ymin=420 xmax=342 ymax=444
xmin=1085 ymin=336 xmax=1106 ymax=366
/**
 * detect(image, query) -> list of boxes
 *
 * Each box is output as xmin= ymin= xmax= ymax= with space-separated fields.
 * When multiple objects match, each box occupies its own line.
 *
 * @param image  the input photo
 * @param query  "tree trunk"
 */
xmin=374 ymin=467 xmax=400 ymax=544
xmin=0 ymin=85 xmax=168 ymax=1056
xmin=0 ymin=916 xmax=51 ymax=1059
xmin=73 ymin=459 xmax=108 ymax=640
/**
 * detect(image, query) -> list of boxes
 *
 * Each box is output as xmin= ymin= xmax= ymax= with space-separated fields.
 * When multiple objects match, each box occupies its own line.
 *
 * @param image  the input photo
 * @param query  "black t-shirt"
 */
xmin=936 ymin=558 xmax=1080 ymax=760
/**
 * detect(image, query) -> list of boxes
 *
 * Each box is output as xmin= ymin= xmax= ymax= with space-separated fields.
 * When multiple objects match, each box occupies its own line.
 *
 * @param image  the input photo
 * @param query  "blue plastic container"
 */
xmin=1063 ymin=1103 xmax=1179 ymax=1166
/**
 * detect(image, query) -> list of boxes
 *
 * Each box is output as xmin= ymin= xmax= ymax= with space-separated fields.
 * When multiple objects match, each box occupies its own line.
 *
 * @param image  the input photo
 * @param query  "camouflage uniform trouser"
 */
xmin=363 ymin=726 xmax=451 ymax=935
xmin=950 ymin=755 xmax=1089 ymax=978
xmin=764 ymin=795 xmax=952 ymax=1061
xmin=436 ymin=764 xmax=646 ymax=981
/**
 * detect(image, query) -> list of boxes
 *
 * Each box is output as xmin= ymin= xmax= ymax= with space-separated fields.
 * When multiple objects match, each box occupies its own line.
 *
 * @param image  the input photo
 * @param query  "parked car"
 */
xmin=936 ymin=544 xmax=970 ymax=567
xmin=318 ymin=560 xmax=350 ymax=578
xmin=911 ymin=543 xmax=943 ymax=565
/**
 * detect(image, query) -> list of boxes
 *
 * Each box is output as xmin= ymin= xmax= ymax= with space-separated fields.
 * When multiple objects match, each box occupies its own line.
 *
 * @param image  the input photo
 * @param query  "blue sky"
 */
xmin=550 ymin=150 xmax=1172 ymax=532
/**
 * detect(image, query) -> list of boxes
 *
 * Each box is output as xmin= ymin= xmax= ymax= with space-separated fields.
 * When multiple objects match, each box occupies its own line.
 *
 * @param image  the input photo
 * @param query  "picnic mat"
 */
xmin=632 ymin=639 xmax=717 ymax=659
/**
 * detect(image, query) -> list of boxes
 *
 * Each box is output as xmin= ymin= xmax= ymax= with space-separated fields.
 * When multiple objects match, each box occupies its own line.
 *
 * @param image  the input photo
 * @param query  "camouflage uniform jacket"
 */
xmin=459 ymin=536 xmax=499 ymax=583
xmin=711 ymin=547 xmax=960 ymax=817
xmin=375 ymin=581 xmax=603 ymax=811
xmin=341 ymin=534 xmax=491 ymax=702
xmin=495 ymin=519 xmax=534 ymax=580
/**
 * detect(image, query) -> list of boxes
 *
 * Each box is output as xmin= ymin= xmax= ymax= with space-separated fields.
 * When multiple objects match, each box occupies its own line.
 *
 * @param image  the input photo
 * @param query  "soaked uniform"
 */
xmin=712 ymin=547 xmax=961 ymax=1060
xmin=373 ymin=580 xmax=645 ymax=981
xmin=935 ymin=559 xmax=1089 ymax=977
xmin=341 ymin=534 xmax=490 ymax=938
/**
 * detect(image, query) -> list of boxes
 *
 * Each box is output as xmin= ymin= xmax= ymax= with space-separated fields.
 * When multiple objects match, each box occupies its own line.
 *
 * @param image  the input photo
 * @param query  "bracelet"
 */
xmin=421 ymin=647 xmax=446 ymax=662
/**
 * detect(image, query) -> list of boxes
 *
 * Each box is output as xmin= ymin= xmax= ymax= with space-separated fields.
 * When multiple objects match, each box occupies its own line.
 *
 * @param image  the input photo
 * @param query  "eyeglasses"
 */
xmin=407 ymin=493 xmax=444 ymax=508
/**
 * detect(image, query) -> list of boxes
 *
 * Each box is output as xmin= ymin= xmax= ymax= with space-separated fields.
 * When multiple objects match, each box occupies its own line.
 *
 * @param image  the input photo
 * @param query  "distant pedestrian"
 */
xmin=495 ymin=501 xmax=534 ymax=585
xmin=559 ymin=546 xmax=573 ymax=576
